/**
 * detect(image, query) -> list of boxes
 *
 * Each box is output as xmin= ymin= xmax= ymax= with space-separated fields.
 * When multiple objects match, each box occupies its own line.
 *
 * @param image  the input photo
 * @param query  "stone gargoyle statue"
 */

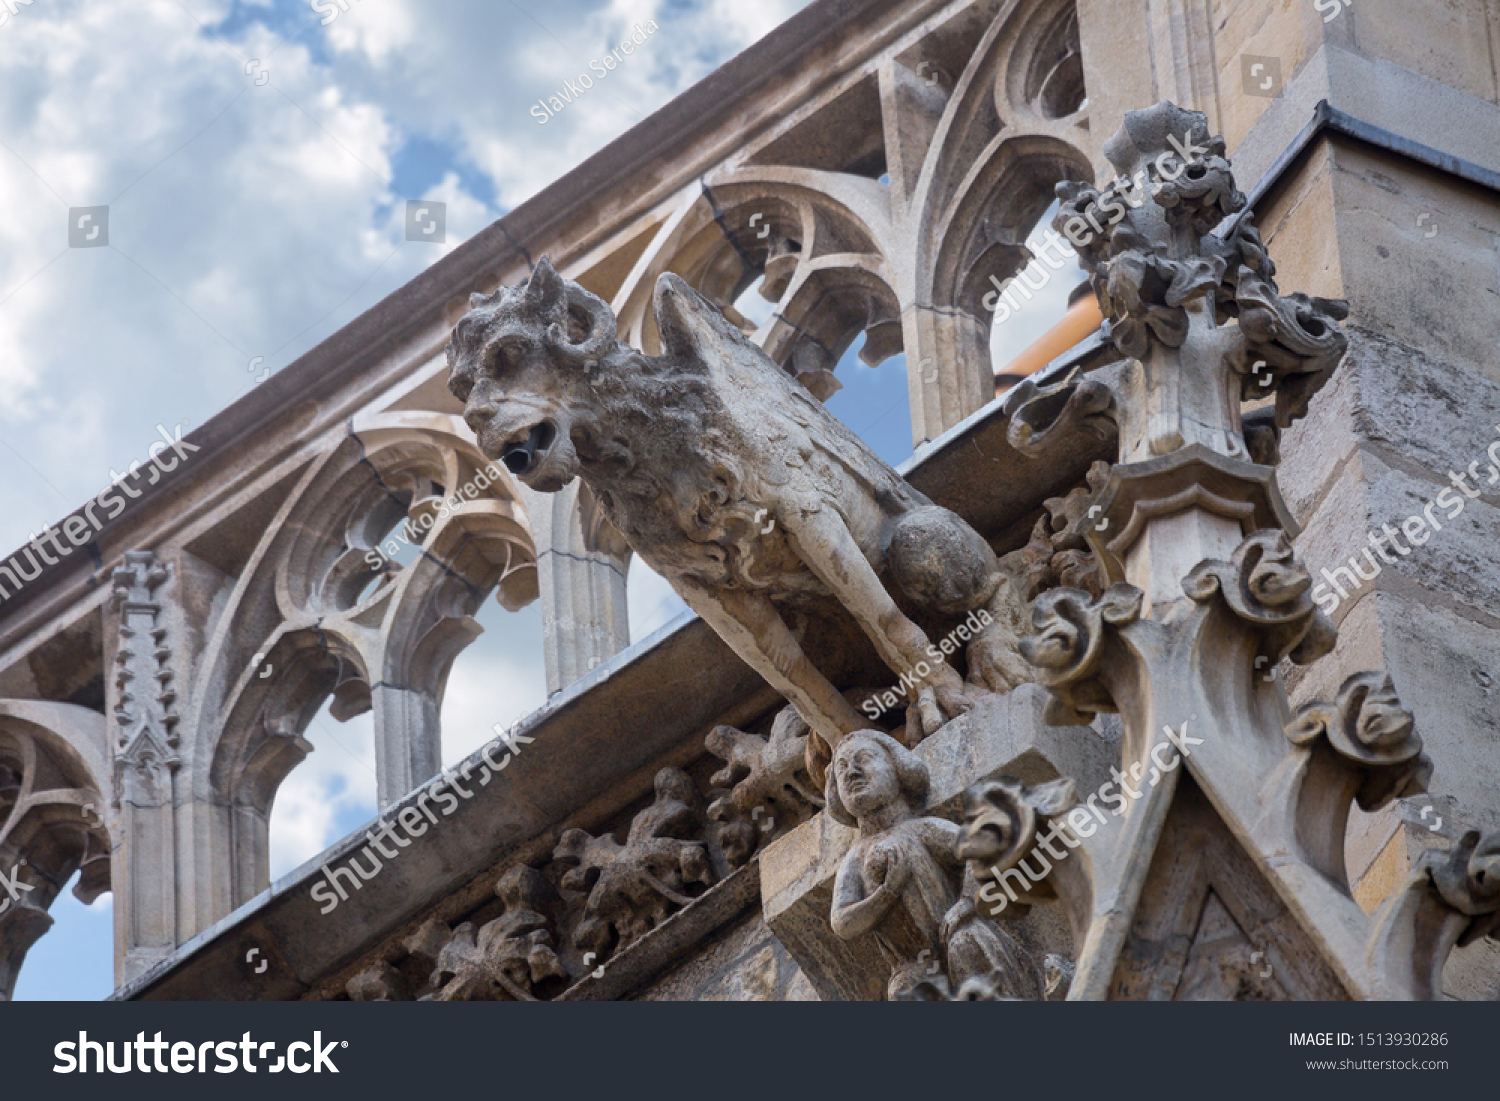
xmin=446 ymin=257 xmax=1029 ymax=771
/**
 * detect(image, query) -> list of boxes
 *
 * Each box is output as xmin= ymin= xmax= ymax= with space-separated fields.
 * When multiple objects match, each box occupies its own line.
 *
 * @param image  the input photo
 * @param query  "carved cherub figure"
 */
xmin=826 ymin=730 xmax=1040 ymax=999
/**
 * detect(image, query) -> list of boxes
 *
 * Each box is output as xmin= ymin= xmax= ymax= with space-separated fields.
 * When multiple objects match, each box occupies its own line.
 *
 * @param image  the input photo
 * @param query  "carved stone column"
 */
xmin=530 ymin=482 xmax=631 ymax=695
xmin=109 ymin=550 xmax=182 ymax=981
xmin=371 ymin=684 xmax=443 ymax=808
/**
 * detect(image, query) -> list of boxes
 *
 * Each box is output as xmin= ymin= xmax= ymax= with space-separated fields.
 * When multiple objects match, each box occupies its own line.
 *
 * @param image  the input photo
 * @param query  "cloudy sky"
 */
xmin=1 ymin=0 xmax=1075 ymax=999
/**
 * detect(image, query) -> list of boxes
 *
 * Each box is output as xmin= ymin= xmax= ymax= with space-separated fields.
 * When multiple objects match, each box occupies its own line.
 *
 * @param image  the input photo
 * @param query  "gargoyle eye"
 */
xmin=492 ymin=341 xmax=526 ymax=373
xmin=449 ymin=371 xmax=475 ymax=403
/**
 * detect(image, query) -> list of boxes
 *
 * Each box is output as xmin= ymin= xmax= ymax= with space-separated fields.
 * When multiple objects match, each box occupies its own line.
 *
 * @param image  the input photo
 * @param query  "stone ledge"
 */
xmin=557 ymin=861 xmax=761 ymax=1001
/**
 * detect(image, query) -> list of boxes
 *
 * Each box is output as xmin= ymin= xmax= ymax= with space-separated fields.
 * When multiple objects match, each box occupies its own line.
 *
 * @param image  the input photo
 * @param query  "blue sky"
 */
xmin=1 ymin=0 xmax=1076 ymax=1000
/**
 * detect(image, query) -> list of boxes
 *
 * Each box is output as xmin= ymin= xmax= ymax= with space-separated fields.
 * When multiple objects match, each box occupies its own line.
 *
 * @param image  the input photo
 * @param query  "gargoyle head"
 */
xmin=446 ymin=256 xmax=619 ymax=492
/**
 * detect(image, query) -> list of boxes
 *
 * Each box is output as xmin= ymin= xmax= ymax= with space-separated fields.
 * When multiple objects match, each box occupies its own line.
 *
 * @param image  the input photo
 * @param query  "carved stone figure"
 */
xmin=446 ymin=258 xmax=1031 ymax=769
xmin=554 ymin=767 xmax=717 ymax=959
xmin=825 ymin=730 xmax=1041 ymax=999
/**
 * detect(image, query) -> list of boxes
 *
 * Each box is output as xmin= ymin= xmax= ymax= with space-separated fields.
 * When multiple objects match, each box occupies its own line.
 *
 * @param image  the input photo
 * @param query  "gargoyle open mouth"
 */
xmin=501 ymin=421 xmax=557 ymax=476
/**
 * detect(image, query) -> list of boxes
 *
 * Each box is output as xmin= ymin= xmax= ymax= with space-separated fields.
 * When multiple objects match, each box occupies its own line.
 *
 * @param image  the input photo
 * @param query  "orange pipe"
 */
xmin=993 ymin=294 xmax=1103 ymax=393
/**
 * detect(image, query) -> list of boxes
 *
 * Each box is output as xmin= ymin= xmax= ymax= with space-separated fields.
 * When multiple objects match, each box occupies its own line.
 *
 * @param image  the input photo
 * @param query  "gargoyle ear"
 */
xmin=654 ymin=271 xmax=757 ymax=364
xmin=524 ymin=256 xmax=567 ymax=317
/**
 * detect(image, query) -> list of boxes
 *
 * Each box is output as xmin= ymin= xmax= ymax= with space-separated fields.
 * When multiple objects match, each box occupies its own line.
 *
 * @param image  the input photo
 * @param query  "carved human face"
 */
xmin=833 ymin=736 xmax=900 ymax=818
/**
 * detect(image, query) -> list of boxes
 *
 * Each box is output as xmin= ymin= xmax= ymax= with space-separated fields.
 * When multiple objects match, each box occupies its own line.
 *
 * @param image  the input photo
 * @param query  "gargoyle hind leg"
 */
xmin=779 ymin=507 xmax=973 ymax=718
xmin=675 ymin=582 xmax=867 ymax=754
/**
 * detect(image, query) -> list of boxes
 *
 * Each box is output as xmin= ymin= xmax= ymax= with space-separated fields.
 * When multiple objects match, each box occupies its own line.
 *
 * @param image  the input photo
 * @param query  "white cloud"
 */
xmin=627 ymin=555 xmax=688 ymax=642
xmin=268 ymin=706 xmax=378 ymax=880
xmin=2 ymin=0 xmax=814 ymax=997
xmin=439 ymin=599 xmax=548 ymax=764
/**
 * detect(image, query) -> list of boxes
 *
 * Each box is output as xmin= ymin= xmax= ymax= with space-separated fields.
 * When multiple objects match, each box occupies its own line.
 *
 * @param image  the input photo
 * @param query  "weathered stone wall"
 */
xmin=637 ymin=913 xmax=819 ymax=1001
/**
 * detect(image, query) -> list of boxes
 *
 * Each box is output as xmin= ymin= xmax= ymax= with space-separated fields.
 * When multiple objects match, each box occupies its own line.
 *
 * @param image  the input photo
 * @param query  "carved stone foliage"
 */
xmin=553 ymin=767 xmax=717 ymax=958
xmin=824 ymin=731 xmax=1044 ymax=1000
xmin=1020 ymin=583 xmax=1143 ymax=726
xmin=1430 ymin=830 xmax=1500 ymax=945
xmin=1054 ymin=102 xmax=1349 ymax=435
xmin=1249 ymin=670 xmax=1436 ymax=941
xmin=999 ymin=101 xmax=1349 ymax=476
xmin=1008 ymin=459 xmax=1112 ymax=603
xmin=1056 ymin=117 xmax=1244 ymax=358
xmin=345 ymin=961 xmax=409 ymax=1002
xmin=705 ymin=706 xmax=824 ymax=869
xmin=425 ymin=867 xmax=568 ymax=1001
xmin=1183 ymin=529 xmax=1337 ymax=669
xmin=1367 ymin=827 xmax=1500 ymax=1000
xmin=1285 ymin=672 xmax=1432 ymax=812
xmin=955 ymin=776 xmax=1078 ymax=917
xmin=345 ymin=756 xmax=765 ymax=1001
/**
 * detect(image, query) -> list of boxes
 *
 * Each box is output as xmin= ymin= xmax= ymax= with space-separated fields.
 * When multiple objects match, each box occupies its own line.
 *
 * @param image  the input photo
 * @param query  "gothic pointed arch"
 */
xmin=906 ymin=0 xmax=1093 ymax=438
xmin=0 ymin=702 xmax=110 ymax=1000
xmin=181 ymin=410 xmax=537 ymax=921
